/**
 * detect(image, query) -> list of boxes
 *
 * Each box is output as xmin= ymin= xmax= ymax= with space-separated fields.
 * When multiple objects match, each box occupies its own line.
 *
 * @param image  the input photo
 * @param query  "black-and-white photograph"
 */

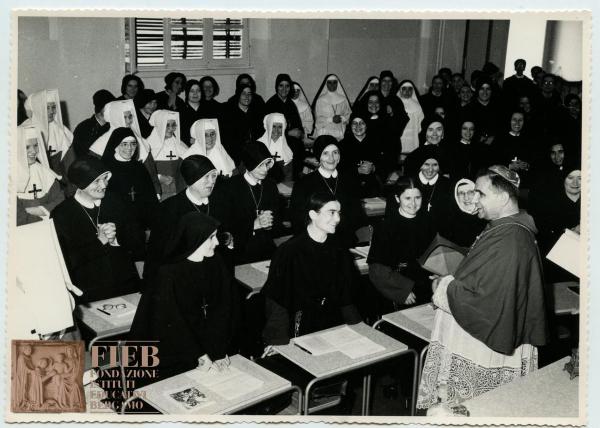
xmin=7 ymin=9 xmax=588 ymax=423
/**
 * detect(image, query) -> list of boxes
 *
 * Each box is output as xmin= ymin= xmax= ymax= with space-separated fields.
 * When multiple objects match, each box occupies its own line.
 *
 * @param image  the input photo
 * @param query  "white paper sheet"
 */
xmin=250 ymin=260 xmax=270 ymax=275
xmin=93 ymin=296 xmax=137 ymax=319
xmin=547 ymin=229 xmax=580 ymax=277
xmin=187 ymin=366 xmax=264 ymax=400
xmin=294 ymin=325 xmax=385 ymax=359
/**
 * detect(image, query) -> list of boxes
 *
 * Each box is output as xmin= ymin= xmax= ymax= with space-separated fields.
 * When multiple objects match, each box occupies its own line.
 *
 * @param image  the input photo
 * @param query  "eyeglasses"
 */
xmin=102 ymin=303 xmax=127 ymax=310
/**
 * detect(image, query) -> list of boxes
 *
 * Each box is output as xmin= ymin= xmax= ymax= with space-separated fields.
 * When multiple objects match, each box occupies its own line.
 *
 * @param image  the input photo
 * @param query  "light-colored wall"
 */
xmin=19 ymin=16 xmax=492 ymax=128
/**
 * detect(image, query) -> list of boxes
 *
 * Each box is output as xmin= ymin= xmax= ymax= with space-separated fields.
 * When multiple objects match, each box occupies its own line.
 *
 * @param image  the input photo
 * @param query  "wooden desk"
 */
xmin=274 ymin=322 xmax=417 ymax=415
xmin=121 ymin=355 xmax=300 ymax=415
xmin=277 ymin=181 xmax=293 ymax=198
xmin=76 ymin=292 xmax=141 ymax=351
xmin=463 ymin=356 xmax=579 ymax=418
xmin=362 ymin=197 xmax=386 ymax=217
xmin=554 ymin=282 xmax=580 ymax=315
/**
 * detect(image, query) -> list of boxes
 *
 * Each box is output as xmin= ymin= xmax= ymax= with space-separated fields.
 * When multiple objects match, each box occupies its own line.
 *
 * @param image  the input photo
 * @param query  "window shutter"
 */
xmin=134 ymin=18 xmax=165 ymax=65
xmin=212 ymin=18 xmax=244 ymax=59
xmin=169 ymin=18 xmax=204 ymax=60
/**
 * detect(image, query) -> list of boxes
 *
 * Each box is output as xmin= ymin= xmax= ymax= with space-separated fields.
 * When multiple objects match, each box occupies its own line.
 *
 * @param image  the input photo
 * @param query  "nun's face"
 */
xmin=250 ymin=158 xmax=274 ymax=181
xmin=202 ymin=80 xmax=215 ymax=100
xmin=165 ymin=120 xmax=177 ymax=139
xmin=47 ymin=102 xmax=57 ymax=123
xmin=518 ymin=96 xmax=531 ymax=113
xmin=116 ymin=137 xmax=137 ymax=161
xmin=188 ymin=230 xmax=219 ymax=262
xmin=188 ymin=84 xmax=201 ymax=103
xmin=420 ymin=158 xmax=439 ymax=180
xmin=400 ymin=85 xmax=414 ymax=99
xmin=434 ymin=106 xmax=446 ymax=118
xmin=319 ymin=144 xmax=340 ymax=172
xmin=291 ymin=86 xmax=301 ymax=100
xmin=564 ymin=170 xmax=581 ymax=197
xmin=171 ymin=77 xmax=184 ymax=94
xmin=368 ymin=80 xmax=379 ymax=91
xmin=461 ymin=122 xmax=475 ymax=141
xmin=123 ymin=111 xmax=134 ymax=128
xmin=432 ymin=77 xmax=444 ymax=92
xmin=459 ymin=86 xmax=473 ymax=103
xmin=380 ymin=77 xmax=393 ymax=93
xmin=238 ymin=87 xmax=252 ymax=107
xmin=478 ymin=84 xmax=492 ymax=102
xmin=270 ymin=122 xmax=283 ymax=141
xmin=456 ymin=183 xmax=477 ymax=213
xmin=326 ymin=79 xmax=338 ymax=92
xmin=550 ymin=144 xmax=565 ymax=166
xmin=190 ymin=169 xmax=218 ymax=197
xmin=143 ymin=99 xmax=158 ymax=116
xmin=125 ymin=80 xmax=139 ymax=99
xmin=277 ymin=81 xmax=291 ymax=100
xmin=204 ymin=129 xmax=217 ymax=151
xmin=351 ymin=118 xmax=366 ymax=138
xmin=567 ymin=97 xmax=581 ymax=118
xmin=425 ymin=121 xmax=444 ymax=145
xmin=26 ymin=138 xmax=39 ymax=166
xmin=452 ymin=75 xmax=465 ymax=91
xmin=367 ymin=95 xmax=380 ymax=114
xmin=83 ymin=172 xmax=111 ymax=200
xmin=310 ymin=200 xmax=341 ymax=235
xmin=510 ymin=112 xmax=525 ymax=133
xmin=396 ymin=188 xmax=422 ymax=217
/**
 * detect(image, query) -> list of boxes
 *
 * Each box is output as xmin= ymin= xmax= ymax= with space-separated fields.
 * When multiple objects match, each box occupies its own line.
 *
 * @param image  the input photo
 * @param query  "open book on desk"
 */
xmin=92 ymin=296 xmax=137 ymax=321
xmin=293 ymin=325 xmax=384 ymax=359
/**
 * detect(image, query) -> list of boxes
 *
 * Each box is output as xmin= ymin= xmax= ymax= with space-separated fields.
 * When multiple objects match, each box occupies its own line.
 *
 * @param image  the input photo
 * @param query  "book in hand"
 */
xmin=418 ymin=234 xmax=468 ymax=277
xmin=547 ymin=229 xmax=580 ymax=277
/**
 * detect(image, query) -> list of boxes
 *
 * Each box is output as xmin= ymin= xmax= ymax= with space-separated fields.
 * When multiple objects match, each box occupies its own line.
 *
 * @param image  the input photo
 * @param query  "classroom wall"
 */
xmin=18 ymin=16 xmax=514 ymax=129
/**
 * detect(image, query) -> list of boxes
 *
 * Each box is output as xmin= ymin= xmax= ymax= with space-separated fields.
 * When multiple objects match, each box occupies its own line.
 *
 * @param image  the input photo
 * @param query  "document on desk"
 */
xmin=250 ymin=260 xmax=271 ymax=275
xmin=93 ymin=296 xmax=137 ymax=320
xmin=294 ymin=325 xmax=384 ymax=359
xmin=187 ymin=366 xmax=264 ymax=400
xmin=401 ymin=304 xmax=436 ymax=330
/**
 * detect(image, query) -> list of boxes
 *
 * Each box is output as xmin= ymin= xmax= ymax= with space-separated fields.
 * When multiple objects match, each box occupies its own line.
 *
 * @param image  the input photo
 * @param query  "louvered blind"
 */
xmin=134 ymin=18 xmax=165 ymax=65
xmin=170 ymin=18 xmax=204 ymax=60
xmin=212 ymin=18 xmax=244 ymax=59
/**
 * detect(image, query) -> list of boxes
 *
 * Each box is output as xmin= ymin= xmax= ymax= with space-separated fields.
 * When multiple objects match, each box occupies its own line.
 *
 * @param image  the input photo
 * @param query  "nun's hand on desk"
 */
xmin=332 ymin=114 xmax=342 ymax=124
xmin=197 ymin=354 xmax=213 ymax=372
xmin=404 ymin=292 xmax=417 ymax=305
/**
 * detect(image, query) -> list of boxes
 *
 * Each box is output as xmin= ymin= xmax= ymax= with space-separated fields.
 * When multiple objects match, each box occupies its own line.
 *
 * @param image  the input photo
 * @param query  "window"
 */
xmin=125 ymin=18 xmax=249 ymax=72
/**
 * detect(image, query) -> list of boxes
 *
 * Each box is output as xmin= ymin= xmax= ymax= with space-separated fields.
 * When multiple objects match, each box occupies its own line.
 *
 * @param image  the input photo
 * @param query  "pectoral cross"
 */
xmin=201 ymin=298 xmax=208 ymax=319
xmin=427 ymin=202 xmax=432 ymax=212
xmin=47 ymin=145 xmax=56 ymax=156
xmin=28 ymin=184 xmax=42 ymax=199
xmin=128 ymin=186 xmax=136 ymax=202
xmin=166 ymin=151 xmax=177 ymax=160
xmin=272 ymin=152 xmax=281 ymax=162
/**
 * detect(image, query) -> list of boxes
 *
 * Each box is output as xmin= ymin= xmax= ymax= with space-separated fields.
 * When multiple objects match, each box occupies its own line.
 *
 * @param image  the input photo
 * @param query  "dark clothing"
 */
xmin=493 ymin=132 xmax=534 ymax=187
xmin=144 ymin=188 xmax=228 ymax=280
xmin=16 ymin=181 xmax=65 ymax=226
xmin=367 ymin=207 xmax=436 ymax=306
xmin=223 ymin=174 xmax=281 ymax=264
xmin=440 ymin=204 xmax=486 ymax=248
xmin=338 ymin=134 xmax=383 ymax=197
xmin=262 ymin=232 xmax=361 ymax=345
xmin=136 ymin=110 xmax=153 ymax=139
xmin=502 ymin=75 xmax=537 ymax=107
xmin=51 ymin=194 xmax=143 ymax=303
xmin=447 ymin=212 xmax=548 ymax=355
xmin=419 ymin=91 xmax=457 ymax=118
xmin=221 ymin=100 xmax=265 ymax=165
xmin=155 ymin=91 xmax=187 ymax=114
xmin=447 ymin=141 xmax=478 ymax=181
xmin=72 ymin=115 xmax=110 ymax=158
xmin=289 ymin=170 xmax=367 ymax=248
xmin=531 ymin=190 xmax=580 ymax=255
xmin=104 ymin=160 xmax=159 ymax=231
xmin=415 ymin=175 xmax=453 ymax=234
xmin=129 ymin=256 xmax=237 ymax=381
xmin=265 ymin=95 xmax=303 ymax=135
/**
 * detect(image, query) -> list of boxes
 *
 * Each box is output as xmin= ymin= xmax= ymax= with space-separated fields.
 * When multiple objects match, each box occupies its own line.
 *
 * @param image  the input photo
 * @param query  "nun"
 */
xmin=312 ymin=74 xmax=352 ymax=141
xmin=291 ymin=81 xmax=315 ymax=139
xmin=257 ymin=112 xmax=294 ymax=183
xmin=397 ymin=79 xmax=425 ymax=158
xmin=185 ymin=118 xmax=236 ymax=178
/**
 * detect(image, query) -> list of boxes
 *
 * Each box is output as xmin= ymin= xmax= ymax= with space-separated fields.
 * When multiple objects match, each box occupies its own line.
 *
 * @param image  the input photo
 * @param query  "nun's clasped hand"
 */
xmin=97 ymin=222 xmax=117 ymax=245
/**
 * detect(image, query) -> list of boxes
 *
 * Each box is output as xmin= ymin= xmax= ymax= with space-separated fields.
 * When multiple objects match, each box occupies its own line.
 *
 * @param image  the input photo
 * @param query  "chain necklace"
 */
xmin=246 ymin=180 xmax=263 ymax=214
xmin=79 ymin=204 xmax=101 ymax=236
xmin=320 ymin=173 xmax=338 ymax=196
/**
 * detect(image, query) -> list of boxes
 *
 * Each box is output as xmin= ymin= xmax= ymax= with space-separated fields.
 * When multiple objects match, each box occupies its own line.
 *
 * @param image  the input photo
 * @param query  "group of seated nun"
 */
xmin=15 ymin=62 xmax=581 ymax=406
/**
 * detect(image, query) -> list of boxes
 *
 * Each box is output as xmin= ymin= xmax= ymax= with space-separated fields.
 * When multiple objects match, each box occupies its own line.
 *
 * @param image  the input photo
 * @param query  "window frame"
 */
xmin=126 ymin=17 xmax=251 ymax=74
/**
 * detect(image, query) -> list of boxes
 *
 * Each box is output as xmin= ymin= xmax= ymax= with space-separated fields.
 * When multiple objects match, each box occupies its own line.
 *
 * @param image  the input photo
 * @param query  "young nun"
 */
xmin=144 ymin=155 xmax=230 ymax=280
xmin=367 ymin=177 xmax=436 ymax=311
xmin=155 ymin=72 xmax=187 ymax=113
xmin=100 ymin=127 xmax=159 ymax=232
xmin=290 ymin=135 xmax=366 ymax=248
xmin=312 ymin=74 xmax=352 ymax=141
xmin=404 ymin=116 xmax=449 ymax=177
xmin=262 ymin=192 xmax=362 ymax=345
xmin=23 ymin=89 xmax=75 ymax=177
xmin=16 ymin=125 xmax=64 ymax=226
xmin=72 ymin=89 xmax=116 ymax=158
xmin=147 ymin=110 xmax=188 ymax=199
xmin=257 ymin=112 xmax=294 ymax=183
xmin=338 ymin=113 xmax=383 ymax=198
xmin=134 ymin=89 xmax=158 ymax=139
xmin=223 ymin=142 xmax=280 ymax=264
xmin=130 ymin=212 xmax=238 ymax=382
xmin=397 ymin=80 xmax=425 ymax=158
xmin=493 ymin=111 xmax=533 ymax=188
xmin=291 ymin=81 xmax=314 ymax=139
xmin=89 ymin=99 xmax=161 ymax=196
xmin=185 ymin=118 xmax=236 ymax=178
xmin=51 ymin=156 xmax=144 ymax=303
